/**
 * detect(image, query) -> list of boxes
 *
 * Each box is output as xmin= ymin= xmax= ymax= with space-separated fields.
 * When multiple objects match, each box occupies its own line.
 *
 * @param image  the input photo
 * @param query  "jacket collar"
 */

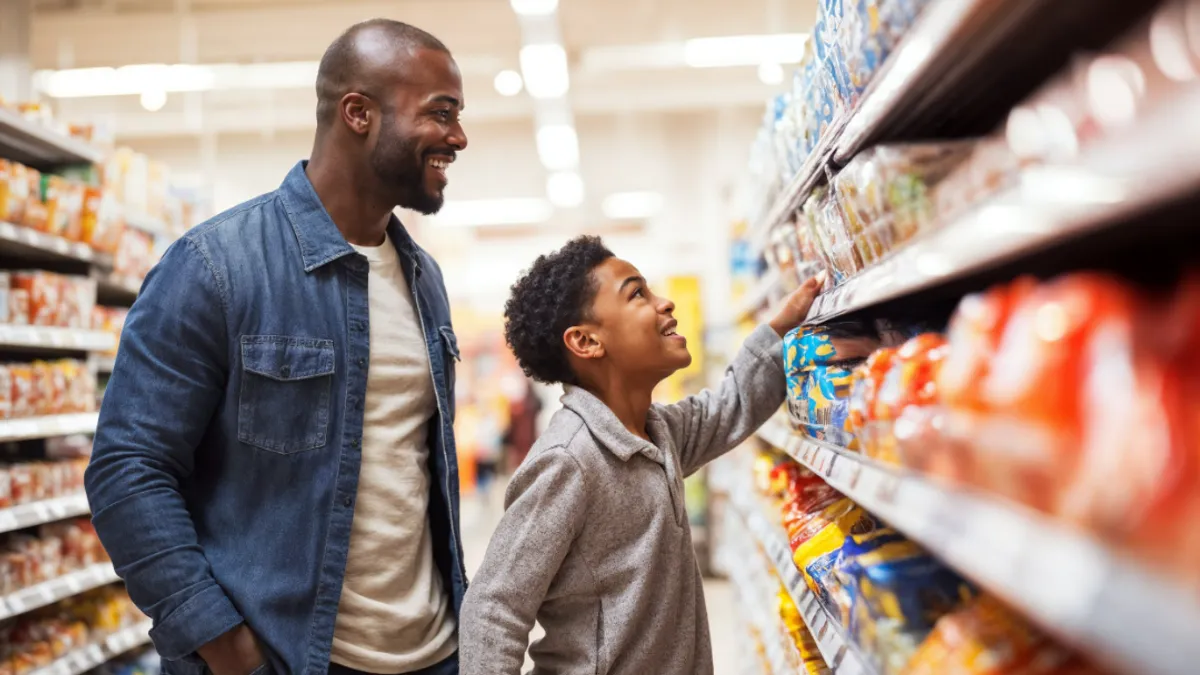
xmin=560 ymin=385 xmax=671 ymax=466
xmin=278 ymin=160 xmax=422 ymax=276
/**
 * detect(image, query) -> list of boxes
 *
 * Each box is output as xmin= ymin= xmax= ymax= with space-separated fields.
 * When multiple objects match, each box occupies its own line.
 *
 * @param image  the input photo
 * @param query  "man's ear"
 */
xmin=563 ymin=326 xmax=604 ymax=360
xmin=340 ymin=93 xmax=373 ymax=136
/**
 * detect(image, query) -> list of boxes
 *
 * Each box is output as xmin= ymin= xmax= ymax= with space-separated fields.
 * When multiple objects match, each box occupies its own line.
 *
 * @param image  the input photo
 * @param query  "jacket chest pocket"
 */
xmin=238 ymin=335 xmax=336 ymax=454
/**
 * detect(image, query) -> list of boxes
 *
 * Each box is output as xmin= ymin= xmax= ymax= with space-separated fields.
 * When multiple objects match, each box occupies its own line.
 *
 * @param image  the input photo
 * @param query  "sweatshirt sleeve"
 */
xmin=458 ymin=447 xmax=589 ymax=675
xmin=654 ymin=324 xmax=786 ymax=476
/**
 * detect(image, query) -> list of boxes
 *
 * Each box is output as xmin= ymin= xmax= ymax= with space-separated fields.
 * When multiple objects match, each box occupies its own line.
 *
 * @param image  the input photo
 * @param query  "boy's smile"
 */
xmin=588 ymin=257 xmax=693 ymax=380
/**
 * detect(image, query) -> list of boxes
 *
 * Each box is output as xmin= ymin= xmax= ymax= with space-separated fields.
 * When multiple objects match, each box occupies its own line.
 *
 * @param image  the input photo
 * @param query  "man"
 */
xmin=85 ymin=19 xmax=468 ymax=675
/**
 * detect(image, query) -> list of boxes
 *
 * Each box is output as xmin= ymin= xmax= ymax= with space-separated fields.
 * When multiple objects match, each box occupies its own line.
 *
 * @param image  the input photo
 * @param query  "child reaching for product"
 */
xmin=459 ymin=236 xmax=823 ymax=675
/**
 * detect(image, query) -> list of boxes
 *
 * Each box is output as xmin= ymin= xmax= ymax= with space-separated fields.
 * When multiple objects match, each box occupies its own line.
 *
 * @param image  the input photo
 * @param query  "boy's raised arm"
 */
xmin=459 ymin=447 xmax=589 ymax=675
xmin=656 ymin=275 xmax=824 ymax=475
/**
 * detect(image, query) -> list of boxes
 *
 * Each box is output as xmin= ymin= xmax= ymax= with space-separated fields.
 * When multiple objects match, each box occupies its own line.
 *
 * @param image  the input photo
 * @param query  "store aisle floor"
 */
xmin=460 ymin=482 xmax=740 ymax=675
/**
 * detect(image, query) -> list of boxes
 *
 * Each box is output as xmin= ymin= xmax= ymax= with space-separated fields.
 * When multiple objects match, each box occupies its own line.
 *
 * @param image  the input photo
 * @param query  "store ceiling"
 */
xmin=27 ymin=0 xmax=816 ymax=137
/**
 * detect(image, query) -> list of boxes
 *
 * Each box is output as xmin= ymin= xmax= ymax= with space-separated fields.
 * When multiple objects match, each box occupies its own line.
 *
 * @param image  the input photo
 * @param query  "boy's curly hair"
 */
xmin=504 ymin=236 xmax=614 ymax=385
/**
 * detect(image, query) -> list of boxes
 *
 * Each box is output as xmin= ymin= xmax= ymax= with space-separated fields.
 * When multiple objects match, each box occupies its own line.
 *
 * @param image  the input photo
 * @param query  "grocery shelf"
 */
xmin=0 ymin=325 xmax=116 ymax=353
xmin=94 ymin=355 xmax=117 ymax=373
xmin=0 ymin=562 xmax=120 ymax=622
xmin=748 ymin=0 xmax=1160 ymax=254
xmin=757 ymin=412 xmax=1200 ymax=675
xmin=0 ymin=412 xmax=100 ymax=442
xmin=729 ymin=484 xmax=875 ymax=675
xmin=0 ymin=493 xmax=90 ymax=535
xmin=30 ymin=620 xmax=153 ymax=675
xmin=0 ymin=108 xmax=104 ymax=169
xmin=95 ymin=270 xmax=142 ymax=304
xmin=0 ymin=221 xmax=95 ymax=264
xmin=804 ymin=84 xmax=1200 ymax=325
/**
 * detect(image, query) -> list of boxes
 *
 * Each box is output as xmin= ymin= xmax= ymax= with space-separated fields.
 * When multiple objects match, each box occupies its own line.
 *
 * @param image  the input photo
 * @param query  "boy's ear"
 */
xmin=563 ymin=325 xmax=605 ymax=360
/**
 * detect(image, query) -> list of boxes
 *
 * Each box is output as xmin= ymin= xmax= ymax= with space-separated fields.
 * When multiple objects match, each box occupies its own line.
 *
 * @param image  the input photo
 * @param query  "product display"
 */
xmin=0 ymin=360 xmax=97 ymax=420
xmin=1 ymin=272 xmax=97 ymax=329
xmin=0 ymin=586 xmax=145 ymax=675
xmin=92 ymin=307 xmax=129 ymax=359
xmin=0 ymin=518 xmax=108 ymax=594
xmin=0 ymin=458 xmax=88 ymax=509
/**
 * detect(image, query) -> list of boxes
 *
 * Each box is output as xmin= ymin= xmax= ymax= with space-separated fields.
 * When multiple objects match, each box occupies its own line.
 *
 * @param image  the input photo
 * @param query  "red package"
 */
xmin=973 ymin=274 xmax=1139 ymax=512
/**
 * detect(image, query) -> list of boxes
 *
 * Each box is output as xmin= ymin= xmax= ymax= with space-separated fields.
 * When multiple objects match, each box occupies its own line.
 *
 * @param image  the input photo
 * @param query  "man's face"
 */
xmin=371 ymin=48 xmax=467 ymax=215
xmin=584 ymin=258 xmax=693 ymax=381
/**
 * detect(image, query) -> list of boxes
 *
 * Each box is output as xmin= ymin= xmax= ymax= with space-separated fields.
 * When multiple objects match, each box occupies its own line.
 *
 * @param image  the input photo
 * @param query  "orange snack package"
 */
xmin=972 ymin=274 xmax=1139 ymax=512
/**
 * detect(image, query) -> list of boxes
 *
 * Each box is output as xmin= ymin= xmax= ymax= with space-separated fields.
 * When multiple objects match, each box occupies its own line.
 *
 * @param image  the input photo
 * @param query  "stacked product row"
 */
xmin=0 ymin=457 xmax=88 ymax=509
xmin=749 ymin=0 xmax=935 ymax=225
xmin=760 ymin=0 xmax=1200 ymax=294
xmin=1 ymin=360 xmax=97 ymax=420
xmin=783 ymin=270 xmax=1200 ymax=587
xmin=751 ymin=448 xmax=1099 ymax=675
xmin=0 ymin=586 xmax=145 ymax=675
xmin=0 ymin=518 xmax=108 ymax=594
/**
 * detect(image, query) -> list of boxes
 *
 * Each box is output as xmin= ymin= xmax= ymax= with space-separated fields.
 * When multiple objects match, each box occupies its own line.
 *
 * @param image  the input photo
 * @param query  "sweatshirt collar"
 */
xmin=560 ymin=385 xmax=670 ymax=466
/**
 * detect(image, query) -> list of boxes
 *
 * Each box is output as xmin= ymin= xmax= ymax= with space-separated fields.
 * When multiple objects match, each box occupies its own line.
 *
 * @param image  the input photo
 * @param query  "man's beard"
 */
xmin=371 ymin=120 xmax=444 ymax=216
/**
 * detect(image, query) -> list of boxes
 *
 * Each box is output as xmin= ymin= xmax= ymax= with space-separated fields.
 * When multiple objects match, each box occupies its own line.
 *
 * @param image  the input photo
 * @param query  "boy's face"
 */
xmin=582 ymin=257 xmax=693 ymax=379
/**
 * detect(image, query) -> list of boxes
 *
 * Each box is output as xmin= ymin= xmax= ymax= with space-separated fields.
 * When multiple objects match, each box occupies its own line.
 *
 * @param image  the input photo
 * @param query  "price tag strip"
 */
xmin=0 ymin=412 xmax=100 ymax=443
xmin=0 ymin=563 xmax=119 ymax=621
xmin=28 ymin=621 xmax=152 ymax=675
xmin=753 ymin=416 xmax=1200 ymax=675
xmin=0 ymin=493 xmax=90 ymax=535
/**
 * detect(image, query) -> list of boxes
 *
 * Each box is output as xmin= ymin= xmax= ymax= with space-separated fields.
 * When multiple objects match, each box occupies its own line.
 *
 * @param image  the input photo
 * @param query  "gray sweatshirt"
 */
xmin=459 ymin=324 xmax=786 ymax=675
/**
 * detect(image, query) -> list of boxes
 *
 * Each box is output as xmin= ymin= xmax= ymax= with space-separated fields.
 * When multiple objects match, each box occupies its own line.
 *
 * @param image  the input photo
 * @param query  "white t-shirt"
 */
xmin=331 ymin=234 xmax=456 ymax=673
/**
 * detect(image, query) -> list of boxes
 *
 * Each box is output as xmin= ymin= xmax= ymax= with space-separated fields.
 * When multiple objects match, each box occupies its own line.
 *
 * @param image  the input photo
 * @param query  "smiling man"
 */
xmin=85 ymin=19 xmax=468 ymax=675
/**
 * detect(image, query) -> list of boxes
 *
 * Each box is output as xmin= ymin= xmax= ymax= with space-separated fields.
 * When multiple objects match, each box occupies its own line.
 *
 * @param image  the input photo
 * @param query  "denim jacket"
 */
xmin=85 ymin=161 xmax=465 ymax=675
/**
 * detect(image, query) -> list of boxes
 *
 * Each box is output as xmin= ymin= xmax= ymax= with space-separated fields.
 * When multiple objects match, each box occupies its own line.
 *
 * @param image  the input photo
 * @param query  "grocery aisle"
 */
xmin=460 ymin=480 xmax=741 ymax=675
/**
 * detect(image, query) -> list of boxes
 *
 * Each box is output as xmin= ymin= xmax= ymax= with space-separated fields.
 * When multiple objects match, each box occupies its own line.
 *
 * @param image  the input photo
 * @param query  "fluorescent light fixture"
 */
xmin=139 ymin=90 xmax=167 ymax=112
xmin=430 ymin=198 xmax=554 ymax=228
xmin=38 ymin=63 xmax=217 ymax=98
xmin=494 ymin=69 xmax=524 ymax=96
xmin=758 ymin=61 xmax=785 ymax=85
xmin=683 ymin=34 xmax=809 ymax=68
xmin=510 ymin=0 xmax=558 ymax=16
xmin=520 ymin=43 xmax=570 ymax=99
xmin=547 ymin=171 xmax=585 ymax=208
xmin=602 ymin=191 xmax=664 ymax=220
xmin=536 ymin=124 xmax=580 ymax=170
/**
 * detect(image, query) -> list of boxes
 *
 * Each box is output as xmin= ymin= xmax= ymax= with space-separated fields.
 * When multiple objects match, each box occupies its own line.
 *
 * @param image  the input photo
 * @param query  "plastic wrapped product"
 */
xmin=784 ymin=323 xmax=881 ymax=447
xmin=804 ymin=186 xmax=862 ymax=284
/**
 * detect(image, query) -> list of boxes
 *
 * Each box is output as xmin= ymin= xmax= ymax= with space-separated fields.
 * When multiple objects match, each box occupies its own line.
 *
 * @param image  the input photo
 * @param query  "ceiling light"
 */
xmin=510 ymin=0 xmax=558 ymax=16
xmin=494 ymin=69 xmax=524 ymax=96
xmin=547 ymin=171 xmax=585 ymax=208
xmin=758 ymin=62 xmax=786 ymax=85
xmin=684 ymin=34 xmax=809 ymax=68
xmin=37 ymin=63 xmax=216 ymax=98
xmin=430 ymin=198 xmax=554 ymax=227
xmin=536 ymin=124 xmax=580 ymax=170
xmin=602 ymin=191 xmax=664 ymax=220
xmin=520 ymin=43 xmax=570 ymax=99
xmin=139 ymin=90 xmax=168 ymax=112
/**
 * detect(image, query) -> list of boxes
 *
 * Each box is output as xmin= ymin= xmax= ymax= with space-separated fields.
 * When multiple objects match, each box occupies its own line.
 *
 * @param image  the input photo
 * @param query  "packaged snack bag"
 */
xmin=976 ymin=273 xmax=1138 ymax=512
xmin=785 ymin=323 xmax=881 ymax=447
xmin=901 ymin=594 xmax=1080 ymax=675
xmin=804 ymin=186 xmax=862 ymax=284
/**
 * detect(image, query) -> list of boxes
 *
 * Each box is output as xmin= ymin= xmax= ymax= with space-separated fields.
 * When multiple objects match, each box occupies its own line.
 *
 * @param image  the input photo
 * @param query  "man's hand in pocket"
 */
xmin=197 ymin=624 xmax=265 ymax=675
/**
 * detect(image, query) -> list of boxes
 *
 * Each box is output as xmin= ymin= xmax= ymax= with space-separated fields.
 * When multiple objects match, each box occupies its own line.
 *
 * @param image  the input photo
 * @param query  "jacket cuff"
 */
xmin=149 ymin=582 xmax=244 ymax=660
xmin=744 ymin=324 xmax=785 ymax=365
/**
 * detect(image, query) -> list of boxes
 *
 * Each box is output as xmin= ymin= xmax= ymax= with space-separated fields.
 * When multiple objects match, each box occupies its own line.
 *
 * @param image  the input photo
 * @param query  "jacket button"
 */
xmin=358 ymin=358 xmax=366 ymax=367
xmin=352 ymin=438 xmax=361 ymax=448
xmin=280 ymin=365 xmax=290 ymax=377
xmin=344 ymin=496 xmax=352 ymax=507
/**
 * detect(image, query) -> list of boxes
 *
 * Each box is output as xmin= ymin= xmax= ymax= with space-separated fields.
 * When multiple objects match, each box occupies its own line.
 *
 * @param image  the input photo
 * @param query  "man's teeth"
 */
xmin=430 ymin=159 xmax=448 ymax=170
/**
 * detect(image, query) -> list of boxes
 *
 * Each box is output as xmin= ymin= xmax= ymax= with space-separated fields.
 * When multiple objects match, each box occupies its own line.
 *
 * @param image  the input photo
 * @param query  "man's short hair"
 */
xmin=504 ymin=236 xmax=615 ymax=386
xmin=316 ymin=19 xmax=449 ymax=125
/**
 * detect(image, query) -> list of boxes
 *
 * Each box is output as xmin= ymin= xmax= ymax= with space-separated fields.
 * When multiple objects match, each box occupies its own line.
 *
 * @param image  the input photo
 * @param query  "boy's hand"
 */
xmin=769 ymin=271 xmax=826 ymax=338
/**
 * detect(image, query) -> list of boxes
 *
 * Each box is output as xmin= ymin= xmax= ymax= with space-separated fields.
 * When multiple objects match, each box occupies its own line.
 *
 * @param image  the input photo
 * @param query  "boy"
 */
xmin=459 ymin=236 xmax=823 ymax=675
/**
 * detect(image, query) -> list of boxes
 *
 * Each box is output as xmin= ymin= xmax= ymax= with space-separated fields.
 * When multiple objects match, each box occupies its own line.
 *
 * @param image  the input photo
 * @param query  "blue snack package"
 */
xmin=784 ymin=323 xmax=881 ymax=447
